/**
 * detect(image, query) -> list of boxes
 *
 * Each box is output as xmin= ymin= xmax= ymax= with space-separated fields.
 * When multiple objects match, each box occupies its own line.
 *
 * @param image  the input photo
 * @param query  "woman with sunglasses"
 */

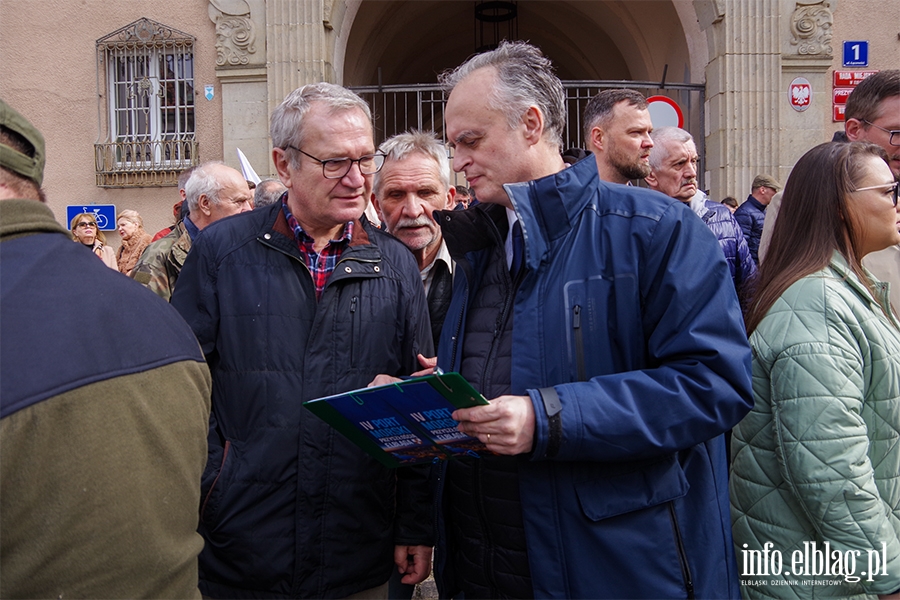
xmin=70 ymin=212 xmax=117 ymax=270
xmin=731 ymin=141 xmax=900 ymax=598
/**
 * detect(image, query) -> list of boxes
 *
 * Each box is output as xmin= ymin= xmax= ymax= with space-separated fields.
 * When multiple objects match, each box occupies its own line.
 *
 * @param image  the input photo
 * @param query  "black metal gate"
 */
xmin=350 ymin=80 xmax=706 ymax=188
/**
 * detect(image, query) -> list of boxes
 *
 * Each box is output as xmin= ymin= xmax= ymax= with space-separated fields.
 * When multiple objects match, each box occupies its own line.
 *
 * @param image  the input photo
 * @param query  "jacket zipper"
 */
xmin=572 ymin=304 xmax=587 ymax=381
xmin=473 ymin=459 xmax=501 ymax=596
xmin=349 ymin=295 xmax=358 ymax=367
xmin=448 ymin=278 xmax=468 ymax=370
xmin=200 ymin=439 xmax=231 ymax=522
xmin=668 ymin=502 xmax=695 ymax=599
xmin=479 ymin=254 xmax=519 ymax=390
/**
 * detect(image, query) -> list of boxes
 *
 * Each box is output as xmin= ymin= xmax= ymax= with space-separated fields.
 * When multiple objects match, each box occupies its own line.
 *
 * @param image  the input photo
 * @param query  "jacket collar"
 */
xmin=0 ymin=198 xmax=70 ymax=242
xmin=829 ymin=250 xmax=899 ymax=328
xmin=437 ymin=201 xmax=509 ymax=263
xmin=744 ymin=195 xmax=766 ymax=211
xmin=439 ymin=156 xmax=600 ymax=270
xmin=504 ymin=155 xmax=599 ymax=269
xmin=257 ymin=201 xmax=377 ymax=260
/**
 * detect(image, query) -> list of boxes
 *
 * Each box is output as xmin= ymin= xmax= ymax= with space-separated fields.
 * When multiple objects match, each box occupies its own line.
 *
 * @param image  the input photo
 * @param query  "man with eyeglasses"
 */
xmin=171 ymin=83 xmax=433 ymax=599
xmin=841 ymin=69 xmax=900 ymax=311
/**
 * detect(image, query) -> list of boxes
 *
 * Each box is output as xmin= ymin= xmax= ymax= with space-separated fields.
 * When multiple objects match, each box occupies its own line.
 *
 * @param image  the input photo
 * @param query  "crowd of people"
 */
xmin=0 ymin=42 xmax=898 ymax=600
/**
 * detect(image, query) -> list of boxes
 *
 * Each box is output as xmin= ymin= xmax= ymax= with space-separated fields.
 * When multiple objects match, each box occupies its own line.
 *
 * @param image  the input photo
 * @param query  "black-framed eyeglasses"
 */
xmin=285 ymin=145 xmax=386 ymax=179
xmin=862 ymin=120 xmax=900 ymax=147
xmin=75 ymin=221 xmax=97 ymax=229
xmin=854 ymin=182 xmax=899 ymax=207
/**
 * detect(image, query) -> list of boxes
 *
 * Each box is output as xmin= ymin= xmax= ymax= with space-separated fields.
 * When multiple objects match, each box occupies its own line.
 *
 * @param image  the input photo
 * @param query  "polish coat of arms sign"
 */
xmin=789 ymin=77 xmax=811 ymax=112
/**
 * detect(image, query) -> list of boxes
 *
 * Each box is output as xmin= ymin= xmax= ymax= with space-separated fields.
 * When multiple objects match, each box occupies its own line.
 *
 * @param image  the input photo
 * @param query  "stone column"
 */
xmin=698 ymin=0 xmax=783 ymax=200
xmin=266 ymin=0 xmax=333 ymax=112
xmin=779 ymin=0 xmax=835 ymax=178
xmin=210 ymin=0 xmax=271 ymax=178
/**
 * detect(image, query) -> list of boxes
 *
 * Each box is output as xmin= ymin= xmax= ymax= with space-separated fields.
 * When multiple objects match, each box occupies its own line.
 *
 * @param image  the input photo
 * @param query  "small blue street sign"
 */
xmin=842 ymin=41 xmax=869 ymax=67
xmin=67 ymin=205 xmax=117 ymax=231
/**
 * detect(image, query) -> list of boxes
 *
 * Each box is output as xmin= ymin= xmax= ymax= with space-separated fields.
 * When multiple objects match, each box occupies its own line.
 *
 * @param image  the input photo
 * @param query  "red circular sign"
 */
xmin=646 ymin=95 xmax=684 ymax=128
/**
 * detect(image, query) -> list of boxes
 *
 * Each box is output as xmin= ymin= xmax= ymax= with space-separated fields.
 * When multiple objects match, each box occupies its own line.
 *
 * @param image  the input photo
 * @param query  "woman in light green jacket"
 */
xmin=732 ymin=142 xmax=900 ymax=599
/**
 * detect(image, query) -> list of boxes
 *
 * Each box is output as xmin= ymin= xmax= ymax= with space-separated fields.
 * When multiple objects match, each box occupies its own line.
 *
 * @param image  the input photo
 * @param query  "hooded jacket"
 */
xmin=171 ymin=202 xmax=433 ymax=598
xmin=434 ymin=156 xmax=754 ymax=599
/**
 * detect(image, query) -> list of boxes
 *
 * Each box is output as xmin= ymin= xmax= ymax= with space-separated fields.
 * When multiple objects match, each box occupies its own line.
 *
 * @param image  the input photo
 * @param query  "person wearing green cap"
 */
xmin=0 ymin=98 xmax=212 ymax=598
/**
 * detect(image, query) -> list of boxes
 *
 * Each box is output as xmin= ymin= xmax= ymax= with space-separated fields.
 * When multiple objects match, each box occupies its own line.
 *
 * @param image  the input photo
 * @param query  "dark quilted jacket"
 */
xmin=443 ymin=204 xmax=532 ymax=598
xmin=172 ymin=203 xmax=433 ymax=599
xmin=699 ymin=199 xmax=757 ymax=294
xmin=733 ymin=195 xmax=767 ymax=264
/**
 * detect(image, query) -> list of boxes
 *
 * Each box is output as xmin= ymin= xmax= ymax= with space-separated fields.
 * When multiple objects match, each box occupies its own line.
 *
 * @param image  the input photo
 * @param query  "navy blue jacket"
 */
xmin=172 ymin=203 xmax=433 ymax=598
xmin=699 ymin=199 xmax=757 ymax=294
xmin=733 ymin=195 xmax=767 ymax=264
xmin=435 ymin=157 xmax=753 ymax=599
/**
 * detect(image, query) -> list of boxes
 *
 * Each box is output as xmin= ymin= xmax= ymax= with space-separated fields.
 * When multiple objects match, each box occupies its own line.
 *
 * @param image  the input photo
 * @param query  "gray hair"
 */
xmin=582 ymin=89 xmax=648 ymax=142
xmin=254 ymin=178 xmax=287 ymax=208
xmin=648 ymin=127 xmax=694 ymax=170
xmin=177 ymin=166 xmax=197 ymax=191
xmin=373 ymin=129 xmax=451 ymax=196
xmin=438 ymin=40 xmax=566 ymax=152
xmin=184 ymin=161 xmax=227 ymax=212
xmin=270 ymin=83 xmax=373 ymax=168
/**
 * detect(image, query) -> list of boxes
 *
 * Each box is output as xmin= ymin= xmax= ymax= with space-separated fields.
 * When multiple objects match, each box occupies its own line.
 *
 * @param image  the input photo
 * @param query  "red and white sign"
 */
xmin=789 ymin=77 xmax=811 ymax=112
xmin=646 ymin=95 xmax=684 ymax=128
xmin=832 ymin=69 xmax=879 ymax=122
xmin=833 ymin=70 xmax=878 ymax=87
xmin=833 ymin=88 xmax=852 ymax=105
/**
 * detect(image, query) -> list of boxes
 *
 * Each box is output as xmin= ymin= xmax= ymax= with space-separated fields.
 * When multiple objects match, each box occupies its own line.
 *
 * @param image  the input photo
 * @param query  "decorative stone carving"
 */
xmin=209 ymin=0 xmax=258 ymax=66
xmin=789 ymin=1 xmax=833 ymax=56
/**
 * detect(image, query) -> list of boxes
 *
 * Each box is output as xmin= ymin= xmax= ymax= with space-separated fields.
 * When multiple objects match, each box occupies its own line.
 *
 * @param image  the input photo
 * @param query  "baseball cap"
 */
xmin=0 ymin=99 xmax=46 ymax=187
xmin=752 ymin=173 xmax=782 ymax=191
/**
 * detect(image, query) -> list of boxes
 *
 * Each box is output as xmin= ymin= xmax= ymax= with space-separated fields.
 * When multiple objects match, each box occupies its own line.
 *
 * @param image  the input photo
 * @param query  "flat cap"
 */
xmin=752 ymin=173 xmax=782 ymax=191
xmin=0 ymin=99 xmax=45 ymax=187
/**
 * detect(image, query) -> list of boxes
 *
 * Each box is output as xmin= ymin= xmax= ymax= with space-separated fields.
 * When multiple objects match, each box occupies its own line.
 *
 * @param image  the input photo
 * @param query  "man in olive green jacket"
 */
xmin=0 ymin=99 xmax=212 ymax=599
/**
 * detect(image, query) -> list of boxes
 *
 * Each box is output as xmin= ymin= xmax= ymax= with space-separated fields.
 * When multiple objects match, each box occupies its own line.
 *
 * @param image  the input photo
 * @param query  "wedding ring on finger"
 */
xmin=487 ymin=433 xmax=491 ymax=444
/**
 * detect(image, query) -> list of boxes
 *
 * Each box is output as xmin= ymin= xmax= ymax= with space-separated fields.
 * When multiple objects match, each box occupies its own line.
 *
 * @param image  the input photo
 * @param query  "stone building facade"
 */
xmin=1 ymin=0 xmax=897 ymax=240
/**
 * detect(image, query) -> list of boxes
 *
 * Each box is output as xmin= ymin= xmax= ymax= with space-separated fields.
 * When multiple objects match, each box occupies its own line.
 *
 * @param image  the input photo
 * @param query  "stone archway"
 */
xmin=338 ymin=1 xmax=705 ymax=88
xmin=335 ymin=1 xmax=709 ymax=183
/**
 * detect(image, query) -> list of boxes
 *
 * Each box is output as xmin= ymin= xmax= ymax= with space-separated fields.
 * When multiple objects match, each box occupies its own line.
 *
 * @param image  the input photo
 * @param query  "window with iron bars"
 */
xmin=95 ymin=18 xmax=198 ymax=187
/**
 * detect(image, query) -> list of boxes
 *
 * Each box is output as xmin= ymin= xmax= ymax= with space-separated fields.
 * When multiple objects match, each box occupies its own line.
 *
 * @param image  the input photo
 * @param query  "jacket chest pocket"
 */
xmin=337 ymin=282 xmax=388 ymax=372
xmin=563 ymin=274 xmax=643 ymax=381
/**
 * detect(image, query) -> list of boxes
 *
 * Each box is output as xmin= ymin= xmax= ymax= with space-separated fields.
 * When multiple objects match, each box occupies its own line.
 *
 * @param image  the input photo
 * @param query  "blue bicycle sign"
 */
xmin=66 ymin=205 xmax=117 ymax=231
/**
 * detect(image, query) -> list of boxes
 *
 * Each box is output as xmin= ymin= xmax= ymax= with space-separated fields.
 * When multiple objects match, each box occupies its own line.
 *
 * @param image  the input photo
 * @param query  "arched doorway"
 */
xmin=340 ymin=1 xmax=706 ymax=87
xmin=338 ymin=1 xmax=708 ymax=185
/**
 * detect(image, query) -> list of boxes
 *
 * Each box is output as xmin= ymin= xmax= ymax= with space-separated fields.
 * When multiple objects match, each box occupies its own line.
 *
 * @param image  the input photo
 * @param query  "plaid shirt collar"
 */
xmin=281 ymin=197 xmax=353 ymax=300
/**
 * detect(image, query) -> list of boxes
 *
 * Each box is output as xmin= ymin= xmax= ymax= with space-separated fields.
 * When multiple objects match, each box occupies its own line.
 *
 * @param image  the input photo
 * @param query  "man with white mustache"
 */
xmin=373 ymin=130 xmax=456 ymax=349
